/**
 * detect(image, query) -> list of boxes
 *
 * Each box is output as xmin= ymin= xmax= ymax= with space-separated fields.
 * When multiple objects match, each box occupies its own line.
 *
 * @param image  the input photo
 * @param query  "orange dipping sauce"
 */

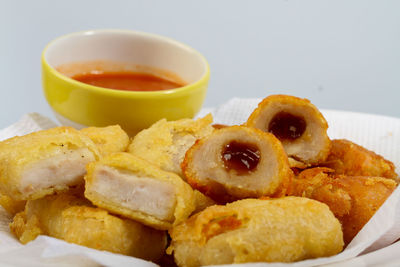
xmin=72 ymin=71 xmax=185 ymax=92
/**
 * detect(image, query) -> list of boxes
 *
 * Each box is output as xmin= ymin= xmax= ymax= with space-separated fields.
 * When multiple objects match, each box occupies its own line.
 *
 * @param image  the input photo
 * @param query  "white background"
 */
xmin=1 ymin=0 xmax=399 ymax=128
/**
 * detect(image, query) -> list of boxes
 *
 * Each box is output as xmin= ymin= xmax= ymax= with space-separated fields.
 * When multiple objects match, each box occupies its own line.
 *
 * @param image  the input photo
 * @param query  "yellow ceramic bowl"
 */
xmin=42 ymin=29 xmax=209 ymax=135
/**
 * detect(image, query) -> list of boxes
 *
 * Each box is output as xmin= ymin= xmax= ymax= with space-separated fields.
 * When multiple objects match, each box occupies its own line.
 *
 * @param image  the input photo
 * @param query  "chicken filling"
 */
xmin=20 ymin=148 xmax=95 ymax=195
xmin=91 ymin=165 xmax=177 ymax=221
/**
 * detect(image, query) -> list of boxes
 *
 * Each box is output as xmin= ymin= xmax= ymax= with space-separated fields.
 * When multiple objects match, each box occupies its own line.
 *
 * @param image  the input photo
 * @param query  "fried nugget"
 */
xmin=0 ymin=127 xmax=100 ymax=200
xmin=80 ymin=125 xmax=130 ymax=157
xmin=10 ymin=193 xmax=166 ymax=261
xmin=323 ymin=139 xmax=398 ymax=181
xmin=168 ymin=197 xmax=343 ymax=267
xmin=289 ymin=167 xmax=397 ymax=244
xmin=182 ymin=126 xmax=293 ymax=203
xmin=84 ymin=152 xmax=195 ymax=230
xmin=128 ymin=114 xmax=214 ymax=176
xmin=246 ymin=95 xmax=331 ymax=166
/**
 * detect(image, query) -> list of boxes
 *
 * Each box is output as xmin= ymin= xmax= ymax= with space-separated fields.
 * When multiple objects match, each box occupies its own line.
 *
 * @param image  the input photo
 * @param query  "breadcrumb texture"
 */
xmin=9 ymin=193 xmax=167 ymax=261
xmin=168 ymin=197 xmax=344 ymax=267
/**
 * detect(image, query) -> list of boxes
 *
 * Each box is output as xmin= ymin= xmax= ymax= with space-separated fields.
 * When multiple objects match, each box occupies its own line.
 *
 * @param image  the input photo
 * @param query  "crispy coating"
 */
xmin=168 ymin=197 xmax=343 ymax=267
xmin=192 ymin=190 xmax=216 ymax=214
xmin=0 ymin=127 xmax=100 ymax=200
xmin=289 ymin=167 xmax=397 ymax=244
xmin=323 ymin=139 xmax=398 ymax=181
xmin=0 ymin=193 xmax=25 ymax=215
xmin=182 ymin=126 xmax=293 ymax=203
xmin=85 ymin=152 xmax=196 ymax=230
xmin=128 ymin=114 xmax=214 ymax=176
xmin=246 ymin=95 xmax=331 ymax=166
xmin=9 ymin=193 xmax=167 ymax=261
xmin=80 ymin=125 xmax=130 ymax=157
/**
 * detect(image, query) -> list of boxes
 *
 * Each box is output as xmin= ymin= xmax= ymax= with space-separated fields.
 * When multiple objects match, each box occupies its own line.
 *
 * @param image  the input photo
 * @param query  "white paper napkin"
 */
xmin=1 ymin=99 xmax=400 ymax=267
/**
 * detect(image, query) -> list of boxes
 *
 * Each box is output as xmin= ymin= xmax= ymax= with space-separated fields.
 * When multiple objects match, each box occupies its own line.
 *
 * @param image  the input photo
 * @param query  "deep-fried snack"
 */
xmin=84 ymin=152 xmax=195 ymax=230
xmin=322 ymin=139 xmax=398 ymax=181
xmin=10 ymin=193 xmax=167 ymax=261
xmin=128 ymin=114 xmax=214 ymax=176
xmin=0 ymin=193 xmax=25 ymax=215
xmin=0 ymin=127 xmax=100 ymax=200
xmin=246 ymin=95 xmax=331 ymax=166
xmin=168 ymin=197 xmax=344 ymax=267
xmin=182 ymin=126 xmax=293 ymax=203
xmin=192 ymin=190 xmax=216 ymax=214
xmin=289 ymin=167 xmax=397 ymax=244
xmin=80 ymin=125 xmax=130 ymax=157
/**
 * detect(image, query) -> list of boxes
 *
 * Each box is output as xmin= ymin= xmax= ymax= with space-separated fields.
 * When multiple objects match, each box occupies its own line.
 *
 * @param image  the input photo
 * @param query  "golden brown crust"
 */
xmin=322 ymin=139 xmax=398 ymax=181
xmin=246 ymin=94 xmax=331 ymax=165
xmin=80 ymin=125 xmax=130 ymax=157
xmin=168 ymin=197 xmax=343 ymax=266
xmin=182 ymin=126 xmax=293 ymax=203
xmin=0 ymin=193 xmax=26 ymax=215
xmin=289 ymin=167 xmax=397 ymax=244
xmin=10 ymin=193 xmax=167 ymax=261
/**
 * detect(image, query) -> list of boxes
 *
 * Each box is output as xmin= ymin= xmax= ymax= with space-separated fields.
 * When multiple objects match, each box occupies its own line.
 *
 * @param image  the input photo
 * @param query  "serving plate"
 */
xmin=0 ymin=100 xmax=399 ymax=266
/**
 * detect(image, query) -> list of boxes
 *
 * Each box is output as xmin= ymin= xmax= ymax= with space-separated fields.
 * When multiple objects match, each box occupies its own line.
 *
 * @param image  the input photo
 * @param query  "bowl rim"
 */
xmin=42 ymin=29 xmax=210 ymax=98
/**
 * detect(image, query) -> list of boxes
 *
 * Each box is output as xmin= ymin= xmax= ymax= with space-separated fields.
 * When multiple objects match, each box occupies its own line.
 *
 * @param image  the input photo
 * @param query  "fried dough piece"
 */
xmin=246 ymin=95 xmax=331 ymax=166
xmin=168 ymin=197 xmax=343 ymax=267
xmin=289 ymin=167 xmax=397 ymax=244
xmin=85 ymin=152 xmax=195 ymax=230
xmin=10 ymin=193 xmax=166 ymax=261
xmin=80 ymin=125 xmax=130 ymax=157
xmin=0 ymin=127 xmax=100 ymax=200
xmin=128 ymin=114 xmax=214 ymax=176
xmin=323 ymin=139 xmax=398 ymax=181
xmin=182 ymin=126 xmax=293 ymax=203
xmin=0 ymin=193 xmax=25 ymax=215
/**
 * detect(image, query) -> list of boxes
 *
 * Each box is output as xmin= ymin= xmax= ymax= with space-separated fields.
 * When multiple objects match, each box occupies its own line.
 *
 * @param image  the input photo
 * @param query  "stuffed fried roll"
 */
xmin=84 ymin=152 xmax=195 ymax=230
xmin=0 ymin=127 xmax=100 ymax=200
xmin=10 ymin=193 xmax=166 ymax=261
xmin=168 ymin=197 xmax=344 ymax=267
xmin=246 ymin=95 xmax=330 ymax=166
xmin=128 ymin=114 xmax=214 ymax=176
xmin=182 ymin=126 xmax=293 ymax=203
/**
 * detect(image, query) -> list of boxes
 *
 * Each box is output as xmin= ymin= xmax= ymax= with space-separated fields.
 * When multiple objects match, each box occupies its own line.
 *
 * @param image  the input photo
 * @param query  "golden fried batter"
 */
xmin=85 ymin=152 xmax=195 ymax=230
xmin=182 ymin=126 xmax=293 ymax=203
xmin=128 ymin=114 xmax=214 ymax=176
xmin=289 ymin=167 xmax=397 ymax=244
xmin=80 ymin=125 xmax=130 ymax=157
xmin=0 ymin=127 xmax=100 ymax=200
xmin=168 ymin=197 xmax=343 ymax=267
xmin=10 ymin=193 xmax=167 ymax=261
xmin=0 ymin=193 xmax=25 ymax=215
xmin=246 ymin=95 xmax=331 ymax=166
xmin=323 ymin=139 xmax=398 ymax=181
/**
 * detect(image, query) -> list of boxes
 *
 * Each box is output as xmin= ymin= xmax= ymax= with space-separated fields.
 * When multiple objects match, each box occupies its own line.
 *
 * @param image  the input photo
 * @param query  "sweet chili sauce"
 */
xmin=72 ymin=71 xmax=185 ymax=92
